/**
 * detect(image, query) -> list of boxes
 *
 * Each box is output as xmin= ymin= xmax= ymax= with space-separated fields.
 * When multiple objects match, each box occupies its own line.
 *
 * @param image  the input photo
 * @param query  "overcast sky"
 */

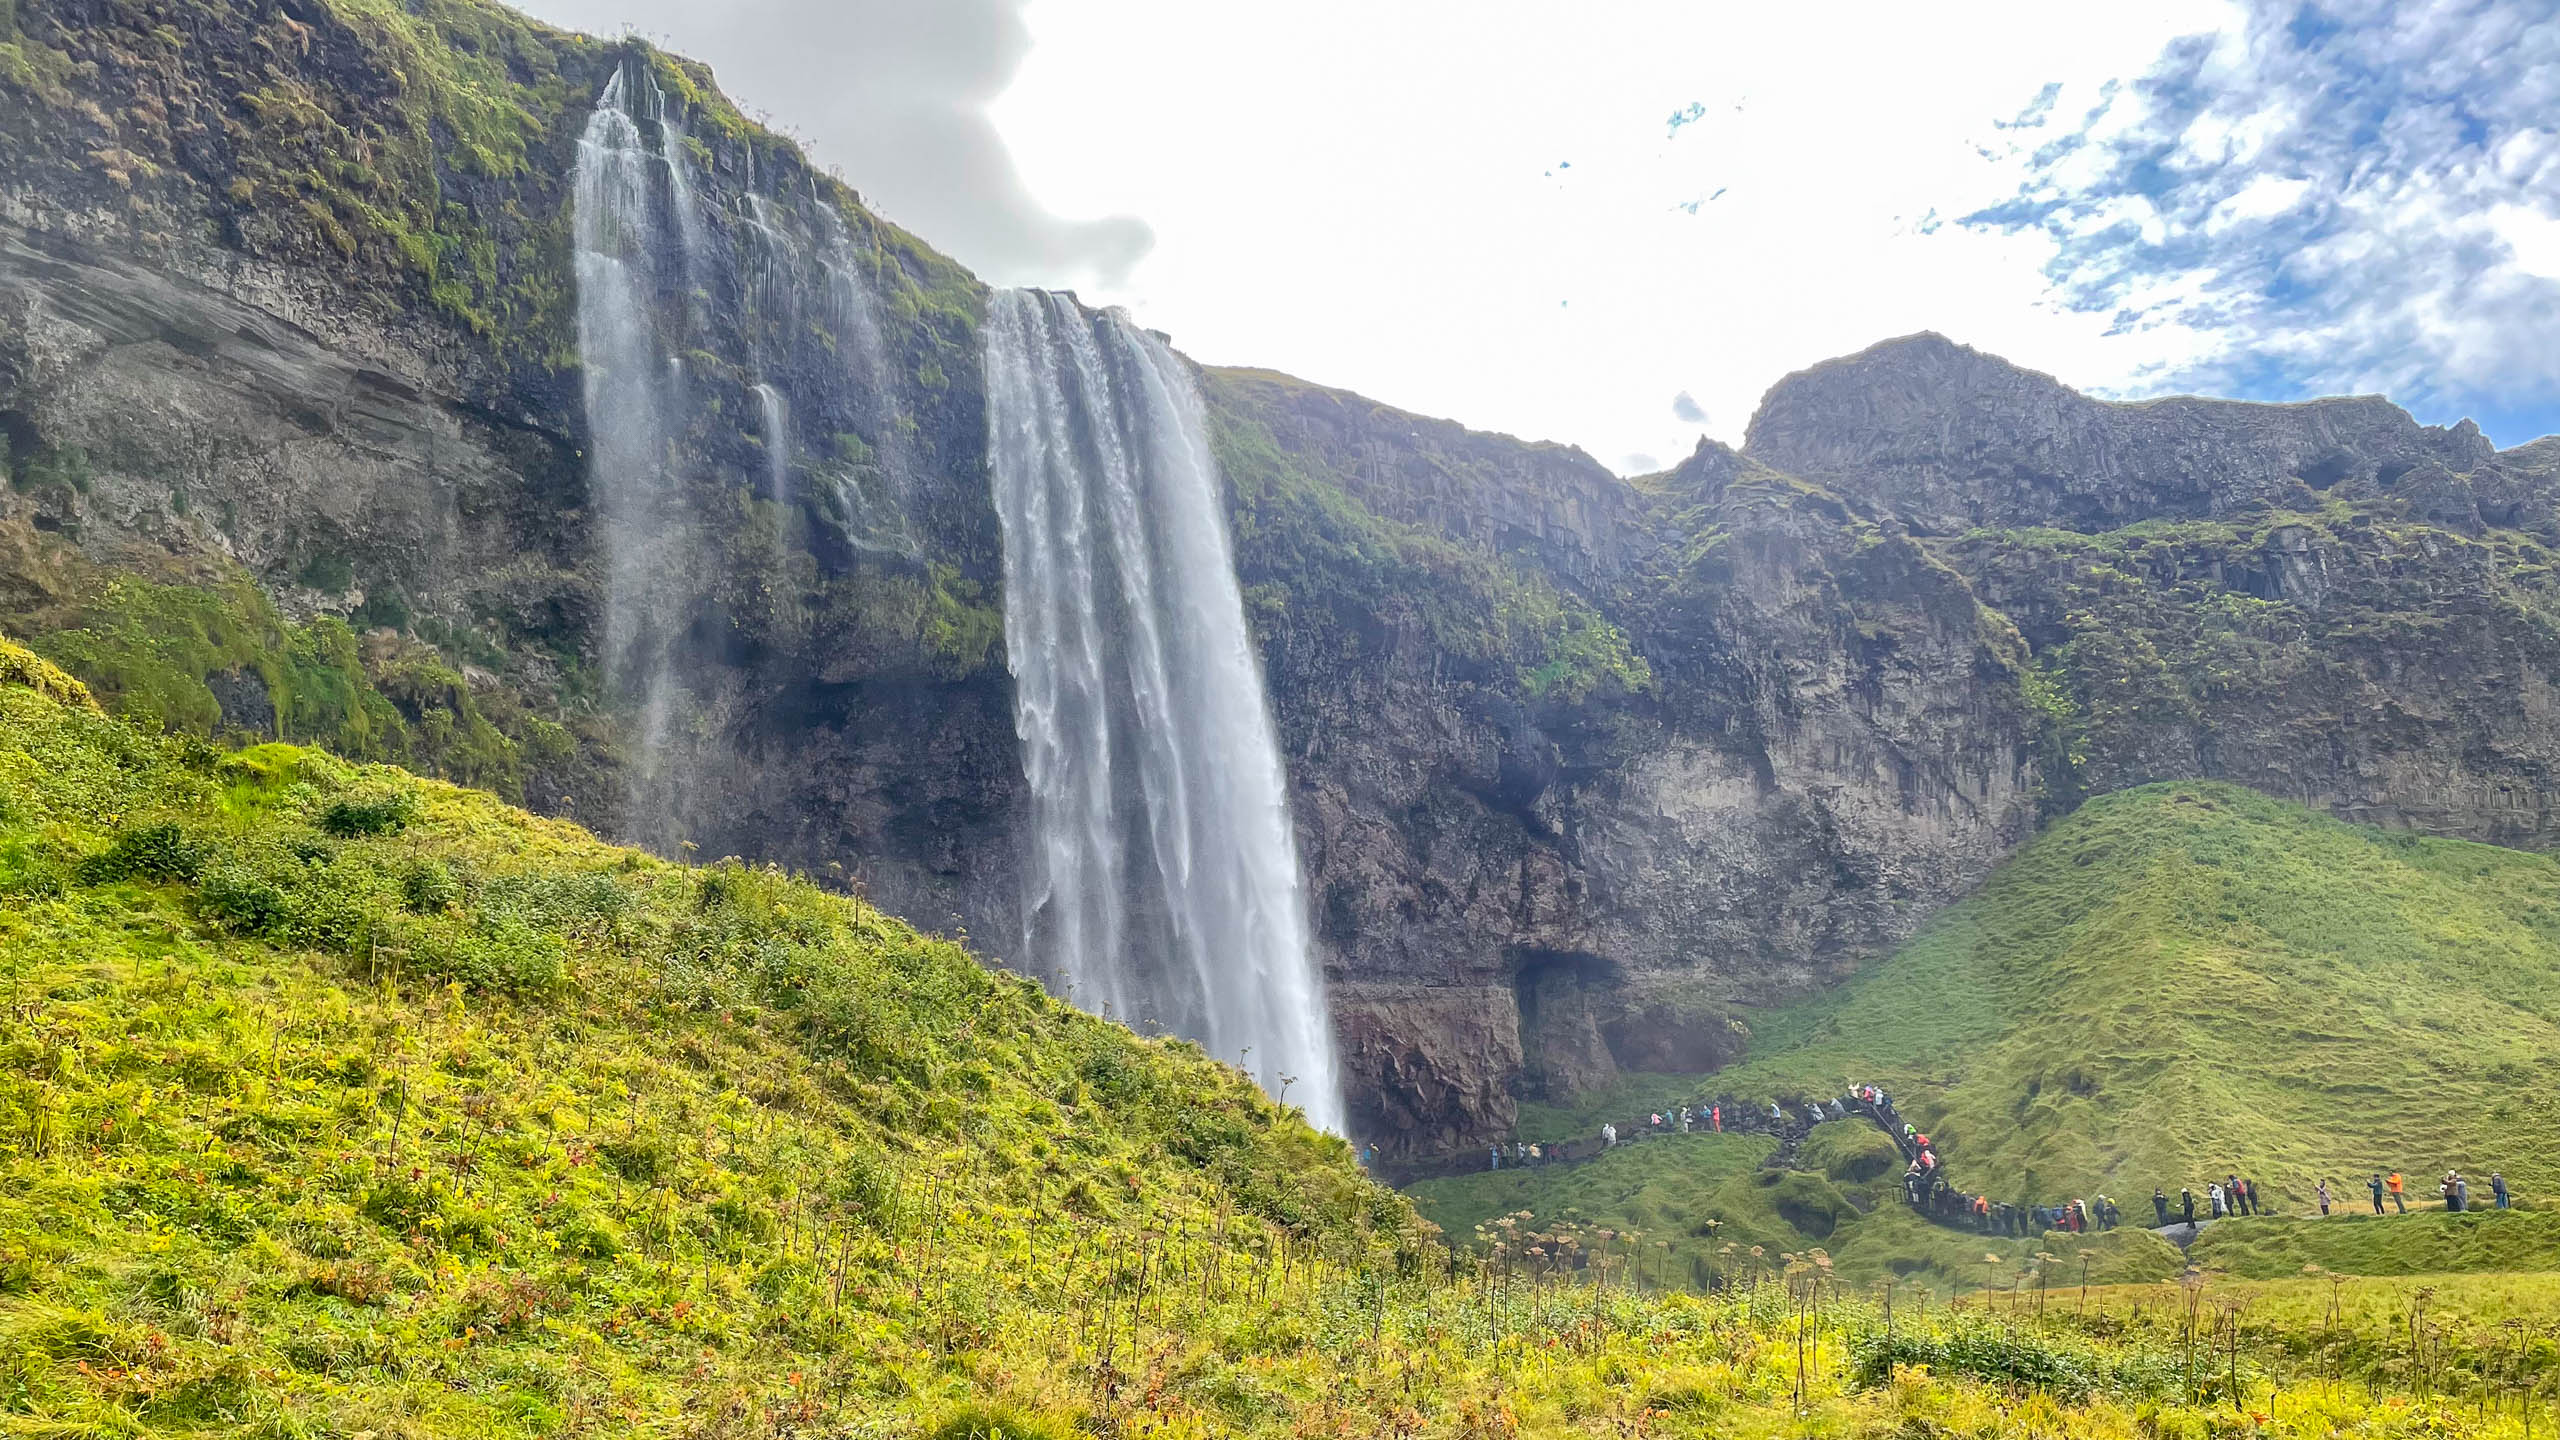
xmin=522 ymin=0 xmax=2560 ymax=473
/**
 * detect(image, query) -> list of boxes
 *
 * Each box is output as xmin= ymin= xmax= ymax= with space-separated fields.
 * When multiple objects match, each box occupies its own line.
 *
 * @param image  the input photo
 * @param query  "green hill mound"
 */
xmin=1411 ymin=781 xmax=2560 ymax=1291
xmin=1721 ymin=781 xmax=2560 ymax=1210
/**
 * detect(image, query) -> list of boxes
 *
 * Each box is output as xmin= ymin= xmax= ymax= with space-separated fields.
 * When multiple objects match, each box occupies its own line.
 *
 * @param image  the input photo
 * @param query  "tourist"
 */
xmin=2387 ymin=1172 xmax=2407 ymax=1212
xmin=2226 ymin=1174 xmax=2246 ymax=1216
xmin=2492 ymin=1172 xmax=2509 ymax=1209
xmin=2249 ymin=1179 xmax=2268 ymax=1216
xmin=1490 ymin=1145 xmax=1500 ymax=1172
xmin=2441 ymin=1172 xmax=2458 ymax=1212
xmin=2317 ymin=1178 xmax=2331 ymax=1216
xmin=2369 ymin=1174 xmax=2387 ymax=1215
xmin=1712 ymin=1104 xmax=1722 ymax=1132
xmin=2455 ymin=1172 xmax=2469 ymax=1211
xmin=1602 ymin=1122 xmax=1617 ymax=1149
xmin=2155 ymin=1188 xmax=2171 ymax=1226
xmin=2181 ymin=1187 xmax=2197 ymax=1226
xmin=2209 ymin=1182 xmax=2227 ymax=1219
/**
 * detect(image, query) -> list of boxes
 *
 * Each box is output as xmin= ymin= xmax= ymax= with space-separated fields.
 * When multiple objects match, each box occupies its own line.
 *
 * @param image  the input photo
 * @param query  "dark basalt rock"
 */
xmin=1744 ymin=333 xmax=2498 ymax=535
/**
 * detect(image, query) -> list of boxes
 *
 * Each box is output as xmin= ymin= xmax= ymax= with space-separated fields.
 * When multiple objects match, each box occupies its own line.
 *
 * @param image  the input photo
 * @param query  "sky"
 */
xmin=520 ymin=0 xmax=2560 ymax=474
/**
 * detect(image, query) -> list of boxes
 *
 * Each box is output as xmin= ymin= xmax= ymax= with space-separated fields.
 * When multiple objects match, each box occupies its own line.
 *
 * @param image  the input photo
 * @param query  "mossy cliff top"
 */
xmin=0 ymin=0 xmax=978 ymax=382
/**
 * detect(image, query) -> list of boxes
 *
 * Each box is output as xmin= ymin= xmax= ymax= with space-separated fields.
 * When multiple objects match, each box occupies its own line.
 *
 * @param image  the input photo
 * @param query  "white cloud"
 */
xmin=2493 ymin=204 xmax=2560 ymax=280
xmin=1968 ymin=0 xmax=2560 ymax=442
xmin=2204 ymin=174 xmax=2311 ymax=234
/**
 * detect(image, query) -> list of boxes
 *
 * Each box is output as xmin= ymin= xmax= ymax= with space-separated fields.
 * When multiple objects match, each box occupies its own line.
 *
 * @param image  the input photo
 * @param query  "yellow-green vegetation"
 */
xmin=2189 ymin=1210 xmax=2560 ymax=1281
xmin=5 ymin=647 xmax=2557 ymax=1437
xmin=0 ymin=632 xmax=91 ymax=710
xmin=9 ymin=566 xmax=595 ymax=806
xmin=0 ymin=665 xmax=1385 ymax=1434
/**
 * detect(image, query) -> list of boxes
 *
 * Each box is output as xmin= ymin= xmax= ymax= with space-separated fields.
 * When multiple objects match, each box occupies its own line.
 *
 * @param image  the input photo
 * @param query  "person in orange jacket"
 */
xmin=2386 ymin=1171 xmax=2407 ymax=1213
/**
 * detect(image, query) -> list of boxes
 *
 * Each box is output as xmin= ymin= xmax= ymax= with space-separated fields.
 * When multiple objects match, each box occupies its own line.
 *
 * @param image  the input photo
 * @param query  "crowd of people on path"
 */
xmin=1484 ymin=1098 xmax=1762 ymax=1171
xmin=1463 ymin=1082 xmax=2519 ymax=1239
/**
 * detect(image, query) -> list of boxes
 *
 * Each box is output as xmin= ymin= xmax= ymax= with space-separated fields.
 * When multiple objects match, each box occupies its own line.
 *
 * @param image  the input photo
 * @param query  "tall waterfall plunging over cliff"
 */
xmin=573 ymin=66 xmax=697 ymax=824
xmin=984 ymin=290 xmax=1343 ymax=1130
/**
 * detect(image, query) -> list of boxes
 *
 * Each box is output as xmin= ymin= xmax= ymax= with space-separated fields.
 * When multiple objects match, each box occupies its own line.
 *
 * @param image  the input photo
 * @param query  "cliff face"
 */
xmin=1210 ymin=373 xmax=2039 ymax=1150
xmin=0 ymin=0 xmax=1022 ymax=941
xmin=1746 ymin=334 xmax=2504 ymax=536
xmin=10 ymin=0 xmax=2560 ymax=1159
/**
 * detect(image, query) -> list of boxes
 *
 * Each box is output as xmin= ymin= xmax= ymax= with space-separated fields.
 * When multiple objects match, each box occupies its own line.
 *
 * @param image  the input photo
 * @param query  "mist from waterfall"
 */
xmin=983 ymin=289 xmax=1342 ymax=1131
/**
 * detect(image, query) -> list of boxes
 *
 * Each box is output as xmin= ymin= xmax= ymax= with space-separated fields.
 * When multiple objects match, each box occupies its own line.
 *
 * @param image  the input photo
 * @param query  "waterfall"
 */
xmin=572 ymin=64 xmax=703 ymax=831
xmin=753 ymin=383 xmax=789 ymax=504
xmin=983 ymin=289 xmax=1342 ymax=1130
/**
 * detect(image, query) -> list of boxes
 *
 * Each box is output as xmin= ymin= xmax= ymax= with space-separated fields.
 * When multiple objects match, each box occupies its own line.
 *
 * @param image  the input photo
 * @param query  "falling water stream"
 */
xmin=752 ymin=383 xmax=790 ymax=504
xmin=572 ymin=65 xmax=695 ymax=817
xmin=984 ymin=289 xmax=1343 ymax=1130
xmin=572 ymin=75 xmax=1335 ymax=1124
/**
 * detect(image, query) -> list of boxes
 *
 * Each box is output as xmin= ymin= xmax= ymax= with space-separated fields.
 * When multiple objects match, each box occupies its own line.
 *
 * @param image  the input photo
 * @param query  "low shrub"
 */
xmin=78 ymin=821 xmax=203 ymax=884
xmin=317 ymin=789 xmax=418 ymax=838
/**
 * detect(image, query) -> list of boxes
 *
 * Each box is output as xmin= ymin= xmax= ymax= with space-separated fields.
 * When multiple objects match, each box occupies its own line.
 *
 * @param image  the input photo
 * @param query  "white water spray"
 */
xmin=983 ymin=289 xmax=1342 ymax=1130
xmin=753 ymin=383 xmax=790 ymax=505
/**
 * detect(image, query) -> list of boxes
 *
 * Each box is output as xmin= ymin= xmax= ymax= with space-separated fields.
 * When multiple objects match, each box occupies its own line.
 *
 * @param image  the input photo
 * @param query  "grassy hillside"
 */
xmin=6 ymin=641 xmax=2559 ymax=1435
xmin=0 ymin=640 xmax=1400 ymax=1435
xmin=1411 ymin=781 xmax=2560 ymax=1293
xmin=1713 ymin=781 xmax=2560 ymax=1210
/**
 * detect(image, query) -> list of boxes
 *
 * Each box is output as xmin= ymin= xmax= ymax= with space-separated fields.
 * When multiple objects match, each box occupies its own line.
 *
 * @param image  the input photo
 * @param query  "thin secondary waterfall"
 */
xmin=572 ymin=63 xmax=706 ymax=832
xmin=573 ymin=67 xmax=680 ymax=795
xmin=753 ymin=383 xmax=789 ymax=504
xmin=984 ymin=289 xmax=1342 ymax=1131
